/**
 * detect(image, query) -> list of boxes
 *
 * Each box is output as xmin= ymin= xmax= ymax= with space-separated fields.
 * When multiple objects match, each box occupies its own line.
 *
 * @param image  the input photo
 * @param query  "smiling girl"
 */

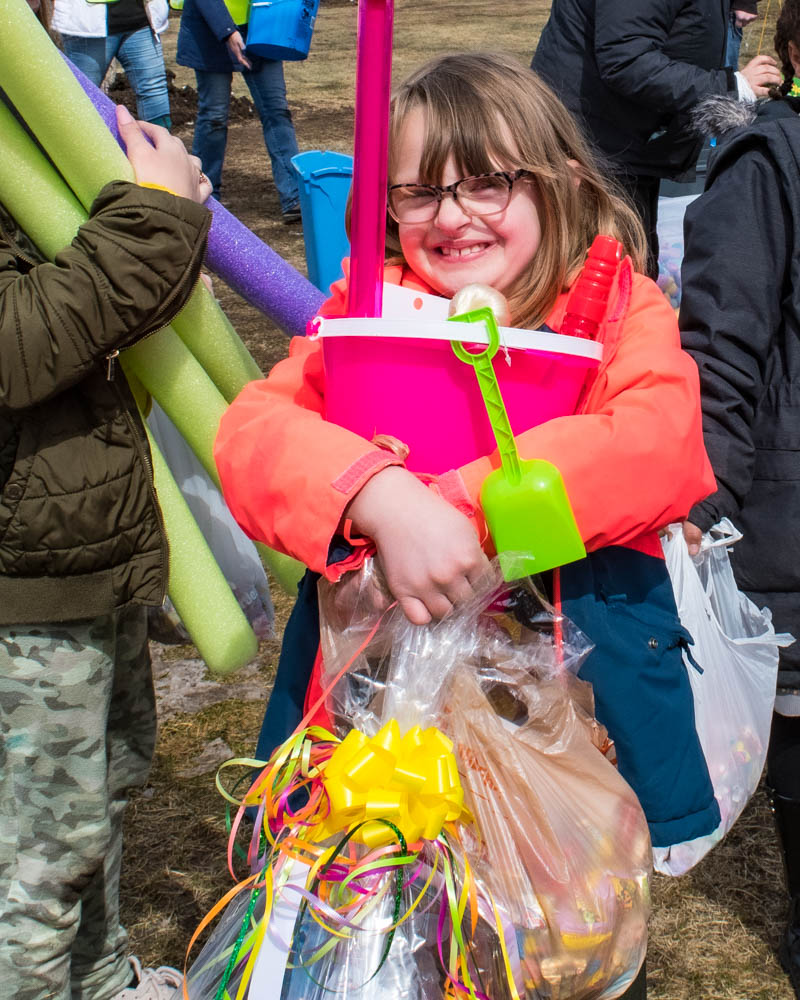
xmin=215 ymin=53 xmax=719 ymax=998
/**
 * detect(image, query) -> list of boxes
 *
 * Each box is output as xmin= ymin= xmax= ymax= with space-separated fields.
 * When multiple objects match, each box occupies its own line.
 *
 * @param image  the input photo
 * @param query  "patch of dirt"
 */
xmin=151 ymin=645 xmax=276 ymax=721
xmin=108 ymin=70 xmax=257 ymax=130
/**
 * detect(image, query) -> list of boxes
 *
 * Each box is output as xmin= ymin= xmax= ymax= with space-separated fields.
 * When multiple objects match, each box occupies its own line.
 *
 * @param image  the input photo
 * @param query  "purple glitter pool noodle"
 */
xmin=65 ymin=56 xmax=324 ymax=337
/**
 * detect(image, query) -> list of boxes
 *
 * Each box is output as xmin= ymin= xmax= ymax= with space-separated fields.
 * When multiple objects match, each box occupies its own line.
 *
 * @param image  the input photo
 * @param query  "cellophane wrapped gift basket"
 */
xmin=186 ymin=560 xmax=651 ymax=1000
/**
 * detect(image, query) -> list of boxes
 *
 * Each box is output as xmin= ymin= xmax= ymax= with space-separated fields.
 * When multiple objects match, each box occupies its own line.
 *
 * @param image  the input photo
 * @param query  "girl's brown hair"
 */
xmin=774 ymin=0 xmax=800 ymax=97
xmin=385 ymin=52 xmax=646 ymax=329
xmin=40 ymin=0 xmax=54 ymax=32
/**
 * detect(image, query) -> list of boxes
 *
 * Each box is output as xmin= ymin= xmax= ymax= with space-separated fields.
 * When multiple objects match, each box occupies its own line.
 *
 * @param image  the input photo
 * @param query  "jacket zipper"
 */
xmin=104 ymin=263 xmax=205 ymax=381
xmin=10 ymin=247 xmax=38 ymax=269
xmin=106 ymin=349 xmax=119 ymax=381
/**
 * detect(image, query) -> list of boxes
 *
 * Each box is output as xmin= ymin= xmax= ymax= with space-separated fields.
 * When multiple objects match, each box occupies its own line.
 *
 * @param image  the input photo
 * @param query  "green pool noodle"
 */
xmin=126 ymin=373 xmax=257 ymax=673
xmin=0 ymin=106 xmax=257 ymax=670
xmin=145 ymin=423 xmax=259 ymax=674
xmin=0 ymin=101 xmax=85 ymax=251
xmin=121 ymin=345 xmax=228 ymax=489
xmin=0 ymin=0 xmax=265 ymax=407
xmin=172 ymin=286 xmax=262 ymax=404
xmin=0 ymin=108 xmax=288 ymax=654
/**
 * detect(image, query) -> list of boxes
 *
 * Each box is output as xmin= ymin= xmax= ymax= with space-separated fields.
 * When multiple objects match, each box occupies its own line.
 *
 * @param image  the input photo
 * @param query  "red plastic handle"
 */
xmin=560 ymin=235 xmax=622 ymax=340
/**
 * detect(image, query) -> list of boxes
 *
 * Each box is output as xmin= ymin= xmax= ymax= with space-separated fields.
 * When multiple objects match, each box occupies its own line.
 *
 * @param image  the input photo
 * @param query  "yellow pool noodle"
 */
xmin=146 ymin=424 xmax=259 ymax=674
xmin=0 ymin=0 xmax=266 ymax=407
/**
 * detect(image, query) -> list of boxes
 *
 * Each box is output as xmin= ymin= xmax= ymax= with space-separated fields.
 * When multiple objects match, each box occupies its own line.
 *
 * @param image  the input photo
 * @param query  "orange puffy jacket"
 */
xmin=215 ymin=258 xmax=714 ymax=573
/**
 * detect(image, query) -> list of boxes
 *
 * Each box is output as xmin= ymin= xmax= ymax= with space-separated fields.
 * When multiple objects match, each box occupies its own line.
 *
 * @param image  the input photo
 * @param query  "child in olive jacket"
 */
xmin=0 ymin=104 xmax=211 ymax=1000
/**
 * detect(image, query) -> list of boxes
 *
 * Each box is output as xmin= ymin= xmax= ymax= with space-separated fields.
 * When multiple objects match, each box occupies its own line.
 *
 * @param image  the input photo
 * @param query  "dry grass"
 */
xmin=122 ymin=3 xmax=797 ymax=997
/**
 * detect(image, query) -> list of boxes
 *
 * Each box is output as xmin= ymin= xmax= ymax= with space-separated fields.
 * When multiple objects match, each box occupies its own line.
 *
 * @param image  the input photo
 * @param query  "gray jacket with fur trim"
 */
xmin=680 ymin=95 xmax=800 ymax=684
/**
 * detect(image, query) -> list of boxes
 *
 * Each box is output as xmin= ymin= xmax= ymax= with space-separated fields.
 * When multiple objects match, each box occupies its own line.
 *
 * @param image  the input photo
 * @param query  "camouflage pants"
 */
xmin=0 ymin=607 xmax=156 ymax=1000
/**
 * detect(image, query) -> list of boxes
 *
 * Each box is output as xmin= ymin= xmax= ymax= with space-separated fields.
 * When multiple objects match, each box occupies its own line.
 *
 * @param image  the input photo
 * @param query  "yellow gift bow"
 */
xmin=316 ymin=719 xmax=467 ymax=848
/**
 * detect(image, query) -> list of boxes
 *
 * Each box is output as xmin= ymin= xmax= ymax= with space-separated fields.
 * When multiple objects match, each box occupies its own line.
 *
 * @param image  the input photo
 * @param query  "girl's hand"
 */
xmin=327 ymin=559 xmax=392 ymax=632
xmin=739 ymin=54 xmax=782 ymax=97
xmin=682 ymin=520 xmax=702 ymax=557
xmin=117 ymin=105 xmax=213 ymax=203
xmin=345 ymin=466 xmax=490 ymax=625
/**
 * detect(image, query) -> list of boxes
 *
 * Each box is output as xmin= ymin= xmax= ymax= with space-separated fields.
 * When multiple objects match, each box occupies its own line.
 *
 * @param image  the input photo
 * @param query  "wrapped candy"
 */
xmin=316 ymin=559 xmax=651 ymax=999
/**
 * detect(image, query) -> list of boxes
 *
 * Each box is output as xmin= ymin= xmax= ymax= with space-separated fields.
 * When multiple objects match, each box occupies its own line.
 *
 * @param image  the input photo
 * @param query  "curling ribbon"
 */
xmin=187 ymin=604 xmax=519 ymax=1000
xmin=316 ymin=720 xmax=466 ymax=847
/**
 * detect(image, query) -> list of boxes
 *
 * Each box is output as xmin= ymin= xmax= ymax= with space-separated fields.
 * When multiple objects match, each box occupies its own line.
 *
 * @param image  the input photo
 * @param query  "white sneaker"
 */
xmin=112 ymin=956 xmax=184 ymax=999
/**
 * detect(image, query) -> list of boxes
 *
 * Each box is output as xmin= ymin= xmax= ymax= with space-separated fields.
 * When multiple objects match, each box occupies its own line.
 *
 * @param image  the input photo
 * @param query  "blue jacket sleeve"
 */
xmin=194 ymin=0 xmax=238 ymax=40
xmin=679 ymin=145 xmax=788 ymax=530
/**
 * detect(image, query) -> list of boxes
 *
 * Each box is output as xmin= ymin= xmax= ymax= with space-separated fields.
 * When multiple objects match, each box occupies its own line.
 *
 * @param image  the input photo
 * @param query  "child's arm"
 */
xmin=345 ymin=466 xmax=489 ymax=624
xmin=215 ymin=338 xmax=489 ymax=622
xmin=457 ymin=273 xmax=716 ymax=550
xmin=117 ymin=105 xmax=213 ymax=203
xmin=0 ymin=108 xmax=211 ymax=410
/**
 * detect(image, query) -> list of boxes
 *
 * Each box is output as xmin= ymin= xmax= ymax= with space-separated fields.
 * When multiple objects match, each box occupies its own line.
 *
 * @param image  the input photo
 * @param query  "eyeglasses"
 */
xmin=387 ymin=169 xmax=532 ymax=224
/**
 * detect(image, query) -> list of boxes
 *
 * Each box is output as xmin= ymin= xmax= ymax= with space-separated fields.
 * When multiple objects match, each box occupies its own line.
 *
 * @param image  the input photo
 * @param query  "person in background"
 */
xmin=727 ymin=3 xmax=759 ymax=69
xmin=54 ymin=0 xmax=172 ymax=130
xmin=680 ymin=3 xmax=800 ymax=994
xmin=216 ymin=52 xmax=724 ymax=999
xmin=532 ymin=0 xmax=780 ymax=280
xmin=176 ymin=0 xmax=301 ymax=221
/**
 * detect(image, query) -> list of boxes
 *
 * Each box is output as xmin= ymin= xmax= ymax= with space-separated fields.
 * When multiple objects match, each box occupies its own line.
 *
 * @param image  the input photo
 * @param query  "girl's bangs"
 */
xmin=425 ymin=106 xmax=528 ymax=180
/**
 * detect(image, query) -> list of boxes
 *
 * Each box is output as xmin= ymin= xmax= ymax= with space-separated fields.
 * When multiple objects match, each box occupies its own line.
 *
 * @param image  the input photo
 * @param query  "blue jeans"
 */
xmin=726 ymin=13 xmax=744 ymax=70
xmin=62 ymin=27 xmax=171 ymax=126
xmin=193 ymin=62 xmax=300 ymax=211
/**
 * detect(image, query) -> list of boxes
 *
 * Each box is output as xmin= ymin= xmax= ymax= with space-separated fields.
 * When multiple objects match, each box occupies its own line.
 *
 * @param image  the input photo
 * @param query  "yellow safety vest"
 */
xmin=168 ymin=0 xmax=249 ymax=22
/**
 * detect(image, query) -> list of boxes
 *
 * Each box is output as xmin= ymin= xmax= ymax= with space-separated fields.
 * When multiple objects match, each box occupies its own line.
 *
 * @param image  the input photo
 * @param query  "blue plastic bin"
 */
xmin=291 ymin=150 xmax=353 ymax=295
xmin=247 ymin=0 xmax=319 ymax=62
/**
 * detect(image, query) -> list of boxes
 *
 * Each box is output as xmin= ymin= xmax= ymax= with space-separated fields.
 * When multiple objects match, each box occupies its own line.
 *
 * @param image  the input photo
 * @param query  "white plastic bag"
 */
xmin=147 ymin=402 xmax=274 ymax=639
xmin=656 ymin=193 xmax=699 ymax=310
xmin=656 ymin=519 xmax=793 ymax=875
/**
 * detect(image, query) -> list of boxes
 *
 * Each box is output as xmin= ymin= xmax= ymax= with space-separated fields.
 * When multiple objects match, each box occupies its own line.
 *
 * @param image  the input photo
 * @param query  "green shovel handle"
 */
xmin=449 ymin=306 xmax=521 ymax=485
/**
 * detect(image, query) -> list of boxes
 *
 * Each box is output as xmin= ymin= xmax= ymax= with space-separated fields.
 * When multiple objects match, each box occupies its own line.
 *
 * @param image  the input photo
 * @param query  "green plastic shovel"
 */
xmin=449 ymin=306 xmax=586 ymax=580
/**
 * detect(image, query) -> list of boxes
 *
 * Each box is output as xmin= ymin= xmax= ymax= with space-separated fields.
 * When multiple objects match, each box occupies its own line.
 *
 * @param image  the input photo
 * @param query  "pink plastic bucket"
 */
xmin=313 ymin=317 xmax=603 ymax=474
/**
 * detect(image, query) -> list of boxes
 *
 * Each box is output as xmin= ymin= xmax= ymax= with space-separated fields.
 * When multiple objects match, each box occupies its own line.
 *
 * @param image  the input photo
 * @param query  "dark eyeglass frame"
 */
xmin=387 ymin=169 xmax=533 ymax=223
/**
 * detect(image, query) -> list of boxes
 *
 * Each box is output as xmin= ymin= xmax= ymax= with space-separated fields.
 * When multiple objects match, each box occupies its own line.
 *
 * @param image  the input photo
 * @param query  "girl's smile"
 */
xmin=392 ymin=107 xmax=543 ymax=299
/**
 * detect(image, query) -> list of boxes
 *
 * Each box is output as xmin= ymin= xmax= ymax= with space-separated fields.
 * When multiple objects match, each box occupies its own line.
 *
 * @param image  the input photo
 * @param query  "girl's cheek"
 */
xmin=397 ymin=222 xmax=426 ymax=254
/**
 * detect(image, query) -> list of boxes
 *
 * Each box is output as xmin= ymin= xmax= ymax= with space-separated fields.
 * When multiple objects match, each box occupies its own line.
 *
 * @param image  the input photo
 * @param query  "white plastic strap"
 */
xmin=311 ymin=316 xmax=603 ymax=361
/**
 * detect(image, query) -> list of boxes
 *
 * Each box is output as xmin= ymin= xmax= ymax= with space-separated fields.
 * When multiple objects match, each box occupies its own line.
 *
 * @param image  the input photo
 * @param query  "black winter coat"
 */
xmin=0 ymin=181 xmax=210 ymax=625
xmin=532 ymin=0 xmax=736 ymax=178
xmin=680 ymin=97 xmax=800 ymax=686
